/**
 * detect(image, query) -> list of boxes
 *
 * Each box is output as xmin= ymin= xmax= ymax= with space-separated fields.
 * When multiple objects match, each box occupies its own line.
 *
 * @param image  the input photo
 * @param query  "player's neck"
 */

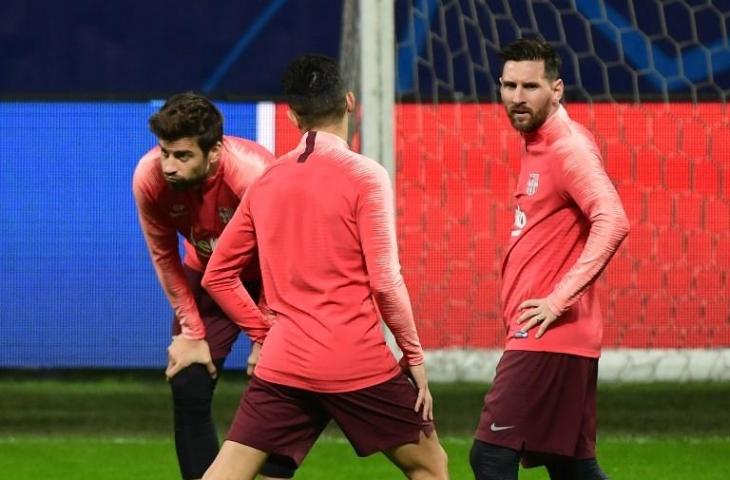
xmin=307 ymin=116 xmax=348 ymax=143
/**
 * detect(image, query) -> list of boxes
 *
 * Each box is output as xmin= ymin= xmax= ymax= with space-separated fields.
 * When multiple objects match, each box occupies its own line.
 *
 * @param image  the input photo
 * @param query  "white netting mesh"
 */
xmin=395 ymin=0 xmax=730 ymax=102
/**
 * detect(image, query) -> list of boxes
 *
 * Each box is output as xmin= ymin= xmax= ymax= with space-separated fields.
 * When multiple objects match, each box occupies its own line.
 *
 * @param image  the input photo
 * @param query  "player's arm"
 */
xmin=132 ymin=182 xmax=205 ymax=340
xmin=518 ymin=149 xmax=630 ymax=337
xmin=357 ymin=165 xmax=432 ymax=420
xmin=547 ymin=149 xmax=630 ymax=311
xmin=201 ymin=189 xmax=270 ymax=344
xmin=132 ymin=182 xmax=218 ymax=378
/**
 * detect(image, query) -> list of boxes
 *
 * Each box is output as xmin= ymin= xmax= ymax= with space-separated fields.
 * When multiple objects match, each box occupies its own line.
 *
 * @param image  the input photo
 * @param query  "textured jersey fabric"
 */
xmin=502 ymin=105 xmax=630 ymax=358
xmin=203 ymin=130 xmax=424 ymax=392
xmin=133 ymin=136 xmax=274 ymax=339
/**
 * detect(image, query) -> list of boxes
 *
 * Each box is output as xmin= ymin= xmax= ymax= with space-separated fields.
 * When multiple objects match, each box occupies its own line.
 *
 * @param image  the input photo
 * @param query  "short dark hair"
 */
xmin=281 ymin=54 xmax=347 ymax=130
xmin=500 ymin=38 xmax=561 ymax=81
xmin=149 ymin=92 xmax=223 ymax=155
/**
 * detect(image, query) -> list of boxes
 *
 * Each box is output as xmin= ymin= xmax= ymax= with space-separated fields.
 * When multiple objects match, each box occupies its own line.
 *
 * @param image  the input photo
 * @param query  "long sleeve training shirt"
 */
xmin=133 ymin=136 xmax=274 ymax=339
xmin=202 ymin=130 xmax=424 ymax=393
xmin=502 ymin=105 xmax=630 ymax=358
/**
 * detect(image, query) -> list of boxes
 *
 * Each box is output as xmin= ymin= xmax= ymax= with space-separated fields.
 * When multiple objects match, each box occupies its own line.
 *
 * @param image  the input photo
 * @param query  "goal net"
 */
xmin=341 ymin=0 xmax=730 ymax=381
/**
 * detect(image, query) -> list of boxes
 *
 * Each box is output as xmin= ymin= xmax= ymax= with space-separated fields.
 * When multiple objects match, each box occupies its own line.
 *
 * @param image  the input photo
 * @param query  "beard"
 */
xmin=165 ymin=175 xmax=205 ymax=191
xmin=507 ymin=103 xmax=551 ymax=133
xmin=164 ymin=159 xmax=210 ymax=191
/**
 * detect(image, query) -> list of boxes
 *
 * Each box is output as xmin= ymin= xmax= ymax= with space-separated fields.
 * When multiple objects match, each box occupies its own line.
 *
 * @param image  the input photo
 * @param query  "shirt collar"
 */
xmin=298 ymin=130 xmax=350 ymax=150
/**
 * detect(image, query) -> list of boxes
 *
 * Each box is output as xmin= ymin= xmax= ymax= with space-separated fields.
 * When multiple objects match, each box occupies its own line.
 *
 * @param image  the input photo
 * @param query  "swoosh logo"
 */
xmin=490 ymin=423 xmax=515 ymax=432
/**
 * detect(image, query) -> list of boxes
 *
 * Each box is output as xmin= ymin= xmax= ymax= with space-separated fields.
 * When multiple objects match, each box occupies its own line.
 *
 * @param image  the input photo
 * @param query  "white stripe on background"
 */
xmin=256 ymin=102 xmax=276 ymax=153
xmin=423 ymin=348 xmax=730 ymax=382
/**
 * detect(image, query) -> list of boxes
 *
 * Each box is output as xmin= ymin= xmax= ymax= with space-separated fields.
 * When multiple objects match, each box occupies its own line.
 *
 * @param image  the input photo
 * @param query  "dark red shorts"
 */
xmin=172 ymin=265 xmax=261 ymax=360
xmin=474 ymin=350 xmax=598 ymax=466
xmin=226 ymin=372 xmax=435 ymax=465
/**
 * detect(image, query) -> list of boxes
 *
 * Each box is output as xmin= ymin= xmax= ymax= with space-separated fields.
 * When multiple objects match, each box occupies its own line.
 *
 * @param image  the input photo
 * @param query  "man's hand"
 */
xmin=246 ymin=342 xmax=262 ymax=376
xmin=516 ymin=298 xmax=559 ymax=339
xmin=401 ymin=360 xmax=433 ymax=422
xmin=165 ymin=336 xmax=217 ymax=380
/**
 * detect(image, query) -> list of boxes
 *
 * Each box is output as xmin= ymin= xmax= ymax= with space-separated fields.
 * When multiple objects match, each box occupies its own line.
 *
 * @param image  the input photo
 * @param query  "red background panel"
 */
xmin=274 ymin=103 xmax=729 ymax=349
xmin=395 ymin=104 xmax=730 ymax=348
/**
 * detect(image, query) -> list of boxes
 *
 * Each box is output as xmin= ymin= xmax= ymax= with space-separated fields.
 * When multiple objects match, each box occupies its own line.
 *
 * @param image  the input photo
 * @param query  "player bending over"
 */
xmin=133 ymin=92 xmax=297 ymax=480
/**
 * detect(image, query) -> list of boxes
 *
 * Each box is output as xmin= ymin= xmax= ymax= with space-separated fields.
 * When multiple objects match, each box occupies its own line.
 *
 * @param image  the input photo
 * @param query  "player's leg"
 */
xmin=544 ymin=458 xmax=609 ymax=480
xmin=471 ymin=351 xmax=534 ymax=480
xmin=169 ymin=267 xmax=240 ymax=479
xmin=475 ymin=352 xmax=601 ymax=478
xmin=257 ymin=454 xmax=299 ymax=480
xmin=383 ymin=430 xmax=449 ymax=479
xmin=201 ymin=440 xmax=268 ymax=480
xmin=172 ymin=269 xmax=294 ymax=479
xmin=544 ymin=358 xmax=607 ymax=480
xmin=469 ymin=439 xmax=519 ymax=480
xmin=572 ymin=458 xmax=609 ymax=479
xmin=222 ymin=375 xmax=329 ymax=479
xmin=229 ymin=280 xmax=299 ymax=480
xmin=170 ymin=358 xmax=227 ymax=480
xmin=323 ymin=372 xmax=448 ymax=480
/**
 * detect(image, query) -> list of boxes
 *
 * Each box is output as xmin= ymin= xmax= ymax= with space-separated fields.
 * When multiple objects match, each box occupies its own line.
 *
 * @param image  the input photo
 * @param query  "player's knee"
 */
xmin=469 ymin=439 xmax=519 ymax=480
xmin=170 ymin=364 xmax=216 ymax=414
xmin=413 ymin=442 xmax=449 ymax=480
xmin=395 ymin=437 xmax=448 ymax=480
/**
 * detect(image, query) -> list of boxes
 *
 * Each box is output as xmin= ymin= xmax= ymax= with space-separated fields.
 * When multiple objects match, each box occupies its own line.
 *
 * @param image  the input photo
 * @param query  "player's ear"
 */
xmin=345 ymin=92 xmax=356 ymax=113
xmin=208 ymin=141 xmax=223 ymax=164
xmin=552 ymin=78 xmax=564 ymax=104
xmin=287 ymin=108 xmax=302 ymax=130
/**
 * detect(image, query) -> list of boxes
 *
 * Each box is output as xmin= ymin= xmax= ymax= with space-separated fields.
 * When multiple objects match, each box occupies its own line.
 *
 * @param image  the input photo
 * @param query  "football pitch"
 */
xmin=1 ymin=371 xmax=728 ymax=479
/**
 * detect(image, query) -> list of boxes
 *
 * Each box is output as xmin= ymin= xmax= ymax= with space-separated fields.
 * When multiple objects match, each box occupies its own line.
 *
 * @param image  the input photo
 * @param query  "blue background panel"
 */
xmin=0 ymin=102 xmax=258 ymax=369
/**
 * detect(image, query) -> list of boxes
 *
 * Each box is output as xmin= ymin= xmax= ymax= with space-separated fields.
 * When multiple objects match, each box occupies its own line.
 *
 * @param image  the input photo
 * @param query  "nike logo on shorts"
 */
xmin=490 ymin=423 xmax=515 ymax=432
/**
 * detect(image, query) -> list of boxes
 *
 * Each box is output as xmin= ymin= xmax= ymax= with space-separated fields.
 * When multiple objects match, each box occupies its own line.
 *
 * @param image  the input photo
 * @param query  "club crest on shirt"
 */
xmin=190 ymin=229 xmax=218 ymax=256
xmin=526 ymin=173 xmax=540 ymax=196
xmin=218 ymin=207 xmax=234 ymax=224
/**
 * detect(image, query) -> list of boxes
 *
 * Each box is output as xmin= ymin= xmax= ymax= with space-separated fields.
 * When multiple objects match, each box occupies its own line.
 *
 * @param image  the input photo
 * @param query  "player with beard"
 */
xmin=469 ymin=38 xmax=630 ymax=480
xmin=133 ymin=93 xmax=297 ymax=480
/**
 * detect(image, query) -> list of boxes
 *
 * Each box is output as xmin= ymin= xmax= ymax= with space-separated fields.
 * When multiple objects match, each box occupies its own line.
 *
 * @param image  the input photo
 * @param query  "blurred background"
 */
xmin=1 ymin=0 xmax=728 ymax=375
xmin=1 ymin=1 xmax=729 ymax=478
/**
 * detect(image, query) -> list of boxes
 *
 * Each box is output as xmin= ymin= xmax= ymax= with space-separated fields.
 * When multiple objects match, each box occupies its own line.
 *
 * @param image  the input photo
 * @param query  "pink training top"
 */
xmin=202 ymin=130 xmax=424 ymax=393
xmin=133 ymin=136 xmax=275 ymax=340
xmin=502 ymin=105 xmax=630 ymax=358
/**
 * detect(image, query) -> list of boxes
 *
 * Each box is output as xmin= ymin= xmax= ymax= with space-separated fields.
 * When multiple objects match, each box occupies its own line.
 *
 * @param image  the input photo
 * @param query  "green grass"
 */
xmin=1 ymin=435 xmax=728 ymax=479
xmin=1 ymin=371 xmax=729 ymax=479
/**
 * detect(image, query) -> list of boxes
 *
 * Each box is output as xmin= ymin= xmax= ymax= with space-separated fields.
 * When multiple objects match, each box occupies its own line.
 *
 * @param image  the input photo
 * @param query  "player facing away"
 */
xmin=133 ymin=93 xmax=297 ymax=480
xmin=199 ymin=54 xmax=449 ymax=480
xmin=469 ymin=39 xmax=630 ymax=480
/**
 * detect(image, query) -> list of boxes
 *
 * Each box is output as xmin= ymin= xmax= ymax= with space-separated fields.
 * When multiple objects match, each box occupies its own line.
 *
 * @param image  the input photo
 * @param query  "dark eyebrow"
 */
xmin=502 ymin=80 xmax=541 ymax=88
xmin=159 ymin=144 xmax=193 ymax=156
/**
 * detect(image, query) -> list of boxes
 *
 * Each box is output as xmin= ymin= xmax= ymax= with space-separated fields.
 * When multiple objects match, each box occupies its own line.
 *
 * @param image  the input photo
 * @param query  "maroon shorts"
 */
xmin=172 ymin=265 xmax=261 ymax=360
xmin=226 ymin=372 xmax=435 ymax=465
xmin=474 ymin=350 xmax=598 ymax=466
